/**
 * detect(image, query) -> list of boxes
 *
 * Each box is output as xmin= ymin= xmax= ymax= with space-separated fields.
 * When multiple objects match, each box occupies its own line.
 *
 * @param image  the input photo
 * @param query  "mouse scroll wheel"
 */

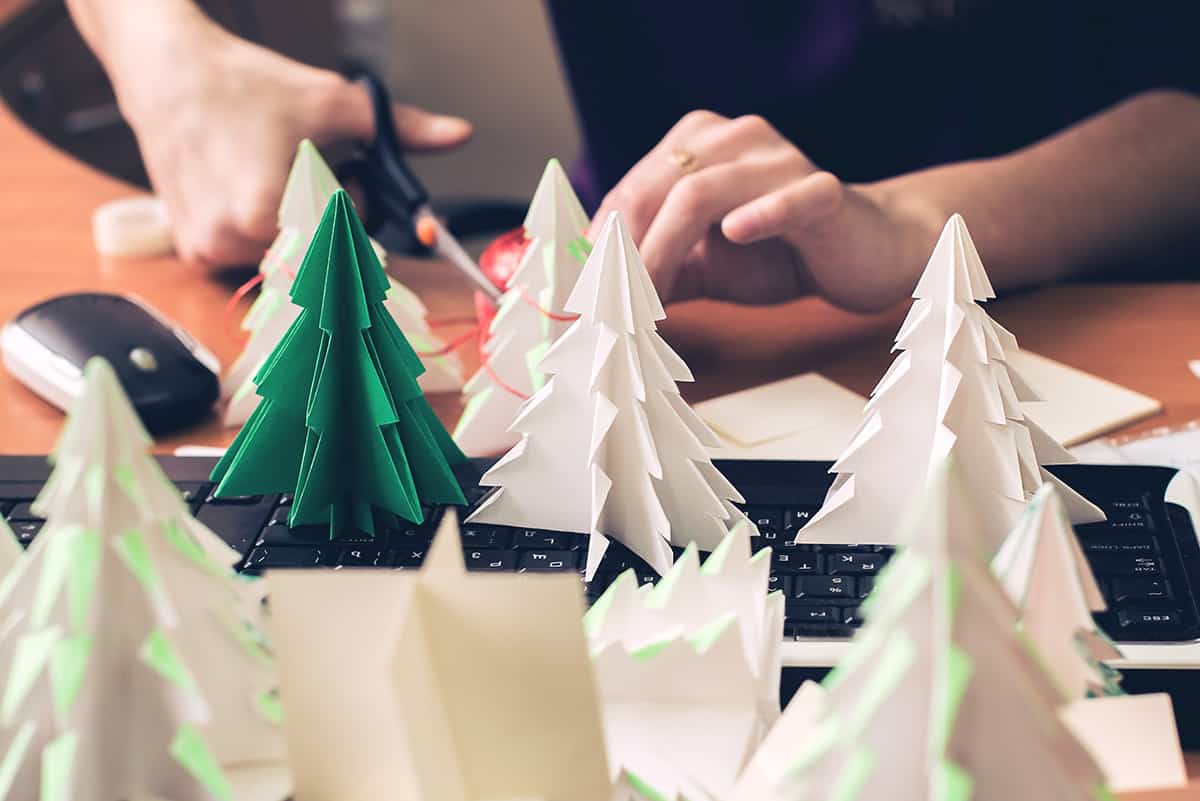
xmin=129 ymin=347 xmax=158 ymax=372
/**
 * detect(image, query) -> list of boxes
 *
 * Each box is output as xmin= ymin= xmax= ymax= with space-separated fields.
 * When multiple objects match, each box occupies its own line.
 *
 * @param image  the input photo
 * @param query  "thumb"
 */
xmin=320 ymin=78 xmax=472 ymax=151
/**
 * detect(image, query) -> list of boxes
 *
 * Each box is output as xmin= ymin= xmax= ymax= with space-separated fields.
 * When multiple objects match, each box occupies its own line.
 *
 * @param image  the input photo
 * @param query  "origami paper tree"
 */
xmin=585 ymin=526 xmax=784 ymax=801
xmin=775 ymin=458 xmax=1112 ymax=801
xmin=993 ymin=484 xmax=1123 ymax=699
xmin=0 ymin=359 xmax=282 ymax=801
xmin=454 ymin=158 xmax=590 ymax=456
xmin=211 ymin=191 xmax=466 ymax=539
xmin=223 ymin=140 xmax=463 ymax=427
xmin=468 ymin=211 xmax=751 ymax=577
xmin=267 ymin=513 xmax=611 ymax=801
xmin=802 ymin=214 xmax=1104 ymax=552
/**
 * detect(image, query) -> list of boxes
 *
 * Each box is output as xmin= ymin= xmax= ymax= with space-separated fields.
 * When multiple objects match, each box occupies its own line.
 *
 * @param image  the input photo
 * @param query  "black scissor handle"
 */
xmin=343 ymin=67 xmax=430 ymax=226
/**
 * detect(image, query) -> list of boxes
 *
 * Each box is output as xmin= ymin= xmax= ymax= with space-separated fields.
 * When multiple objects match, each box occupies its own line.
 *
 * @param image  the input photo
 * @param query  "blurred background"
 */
xmin=0 ymin=0 xmax=579 ymax=203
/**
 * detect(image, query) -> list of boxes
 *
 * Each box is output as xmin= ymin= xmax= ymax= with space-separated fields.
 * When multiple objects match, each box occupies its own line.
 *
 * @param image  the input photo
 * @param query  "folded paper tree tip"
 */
xmin=800 ymin=214 xmax=1103 ymax=551
xmin=454 ymin=158 xmax=590 ymax=458
xmin=267 ymin=512 xmax=610 ymax=801
xmin=211 ymin=190 xmax=466 ymax=540
xmin=224 ymin=140 xmax=462 ymax=428
xmin=470 ymin=210 xmax=754 ymax=578
xmin=777 ymin=456 xmax=1114 ymax=801
xmin=992 ymin=484 xmax=1123 ymax=700
xmin=0 ymin=357 xmax=283 ymax=801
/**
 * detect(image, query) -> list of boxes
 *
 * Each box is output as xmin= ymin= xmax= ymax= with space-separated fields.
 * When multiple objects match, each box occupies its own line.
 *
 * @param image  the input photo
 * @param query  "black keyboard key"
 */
xmin=843 ymin=607 xmax=864 ymax=625
xmin=519 ymin=550 xmax=578 ymax=572
xmin=267 ymin=510 xmax=292 ymax=528
xmin=394 ymin=547 xmax=429 ymax=569
xmin=857 ymin=576 xmax=875 ymax=599
xmin=463 ymin=485 xmax=493 ymax=506
xmin=795 ymin=576 xmax=855 ymax=599
xmin=1111 ymin=578 xmax=1172 ymax=603
xmin=766 ymin=574 xmax=792 ymax=596
xmin=278 ymin=493 xmax=294 ymax=507
xmin=206 ymin=491 xmax=264 ymax=505
xmin=746 ymin=507 xmax=781 ymax=532
xmin=244 ymin=546 xmax=324 ymax=569
xmin=196 ymin=496 xmax=277 ymax=555
xmin=1082 ymin=539 xmax=1157 ymax=555
xmin=1117 ymin=609 xmax=1181 ymax=630
xmin=784 ymin=508 xmax=817 ymax=531
xmin=464 ymin=549 xmax=518 ymax=571
xmin=786 ymin=605 xmax=838 ymax=622
xmin=1090 ymin=555 xmax=1162 ymax=577
xmin=9 ymin=521 xmax=40 ymax=544
xmin=460 ymin=526 xmax=512 ymax=550
xmin=512 ymin=530 xmax=574 ymax=550
xmin=827 ymin=551 xmax=886 ymax=575
xmin=6 ymin=502 xmax=42 ymax=522
xmin=386 ymin=527 xmax=433 ymax=549
xmin=771 ymin=552 xmax=821 ymax=574
xmin=336 ymin=547 xmax=389 ymax=567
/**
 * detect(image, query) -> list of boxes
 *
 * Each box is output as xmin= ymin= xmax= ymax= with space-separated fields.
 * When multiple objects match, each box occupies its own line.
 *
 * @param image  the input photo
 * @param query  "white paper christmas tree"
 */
xmin=771 ymin=457 xmax=1113 ymax=801
xmin=454 ymin=158 xmax=591 ymax=456
xmin=267 ymin=513 xmax=611 ymax=801
xmin=223 ymin=140 xmax=463 ymax=427
xmin=993 ymin=484 xmax=1123 ymax=699
xmin=801 ymin=214 xmax=1104 ymax=552
xmin=585 ymin=527 xmax=784 ymax=801
xmin=0 ymin=359 xmax=284 ymax=801
xmin=468 ymin=211 xmax=753 ymax=578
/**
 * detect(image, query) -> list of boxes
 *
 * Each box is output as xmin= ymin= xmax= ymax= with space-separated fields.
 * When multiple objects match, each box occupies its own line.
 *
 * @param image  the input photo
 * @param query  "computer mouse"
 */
xmin=1 ymin=292 xmax=220 ymax=434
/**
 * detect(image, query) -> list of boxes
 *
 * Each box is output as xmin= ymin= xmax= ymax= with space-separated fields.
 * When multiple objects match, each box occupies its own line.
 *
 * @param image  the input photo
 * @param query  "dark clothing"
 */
xmin=547 ymin=1 xmax=1200 ymax=211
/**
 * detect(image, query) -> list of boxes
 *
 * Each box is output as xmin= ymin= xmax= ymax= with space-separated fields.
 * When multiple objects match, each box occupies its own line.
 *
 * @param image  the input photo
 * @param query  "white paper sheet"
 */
xmin=1007 ymin=350 xmax=1161 ymax=446
xmin=1060 ymin=694 xmax=1187 ymax=792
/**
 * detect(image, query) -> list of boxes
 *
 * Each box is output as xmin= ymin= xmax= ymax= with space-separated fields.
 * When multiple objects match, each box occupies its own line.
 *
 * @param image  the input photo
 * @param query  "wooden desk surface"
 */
xmin=0 ymin=103 xmax=1197 ymax=794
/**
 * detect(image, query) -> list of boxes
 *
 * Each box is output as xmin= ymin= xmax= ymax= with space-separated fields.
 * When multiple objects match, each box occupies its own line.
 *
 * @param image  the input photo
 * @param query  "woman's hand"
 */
xmin=592 ymin=110 xmax=941 ymax=312
xmin=111 ymin=11 xmax=471 ymax=266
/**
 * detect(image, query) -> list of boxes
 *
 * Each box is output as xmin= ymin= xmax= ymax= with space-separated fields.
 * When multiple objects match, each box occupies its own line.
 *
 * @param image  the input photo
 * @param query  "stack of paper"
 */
xmin=267 ymin=513 xmax=611 ymax=801
xmin=470 ymin=211 xmax=753 ymax=578
xmin=801 ymin=214 xmax=1103 ymax=552
xmin=585 ymin=527 xmax=784 ymax=801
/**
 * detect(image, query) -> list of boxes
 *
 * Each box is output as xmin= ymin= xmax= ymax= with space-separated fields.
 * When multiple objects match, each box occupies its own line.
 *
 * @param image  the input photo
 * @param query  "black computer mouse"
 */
xmin=1 ymin=292 xmax=220 ymax=434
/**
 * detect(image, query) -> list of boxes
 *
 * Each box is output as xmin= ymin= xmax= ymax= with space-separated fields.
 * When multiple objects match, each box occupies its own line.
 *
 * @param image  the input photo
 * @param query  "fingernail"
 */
xmin=432 ymin=116 xmax=471 ymax=137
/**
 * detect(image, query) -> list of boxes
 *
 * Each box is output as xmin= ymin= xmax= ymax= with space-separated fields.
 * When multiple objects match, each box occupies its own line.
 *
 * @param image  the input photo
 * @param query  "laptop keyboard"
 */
xmin=1 ymin=457 xmax=1197 ymax=644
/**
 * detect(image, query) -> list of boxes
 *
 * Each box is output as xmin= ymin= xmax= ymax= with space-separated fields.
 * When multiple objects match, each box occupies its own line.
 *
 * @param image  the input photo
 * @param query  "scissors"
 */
xmin=336 ymin=68 xmax=503 ymax=305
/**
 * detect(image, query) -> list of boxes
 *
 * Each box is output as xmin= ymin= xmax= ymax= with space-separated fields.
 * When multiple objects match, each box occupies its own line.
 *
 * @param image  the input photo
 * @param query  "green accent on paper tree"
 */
xmin=211 ymin=190 xmax=466 ymax=539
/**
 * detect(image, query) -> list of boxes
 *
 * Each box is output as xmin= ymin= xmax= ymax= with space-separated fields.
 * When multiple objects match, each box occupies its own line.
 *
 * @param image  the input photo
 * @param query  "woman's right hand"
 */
xmin=112 ymin=10 xmax=471 ymax=266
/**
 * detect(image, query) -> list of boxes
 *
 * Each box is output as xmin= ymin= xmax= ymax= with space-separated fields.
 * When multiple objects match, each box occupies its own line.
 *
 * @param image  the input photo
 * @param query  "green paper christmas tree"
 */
xmin=211 ymin=190 xmax=466 ymax=539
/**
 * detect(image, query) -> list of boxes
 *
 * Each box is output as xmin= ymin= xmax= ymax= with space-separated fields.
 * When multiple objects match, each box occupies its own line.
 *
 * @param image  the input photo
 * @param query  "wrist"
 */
xmin=860 ymin=177 xmax=947 ymax=283
xmin=103 ymin=2 xmax=222 ymax=123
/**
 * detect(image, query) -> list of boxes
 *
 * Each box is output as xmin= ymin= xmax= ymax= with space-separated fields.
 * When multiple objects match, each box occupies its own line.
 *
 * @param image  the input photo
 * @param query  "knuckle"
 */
xmin=731 ymin=114 xmax=771 ymax=136
xmin=678 ymin=109 xmax=720 ymax=130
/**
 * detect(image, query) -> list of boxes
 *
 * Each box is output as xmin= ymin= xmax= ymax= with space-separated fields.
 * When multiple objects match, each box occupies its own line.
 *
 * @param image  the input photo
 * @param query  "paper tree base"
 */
xmin=1060 ymin=694 xmax=1188 ymax=793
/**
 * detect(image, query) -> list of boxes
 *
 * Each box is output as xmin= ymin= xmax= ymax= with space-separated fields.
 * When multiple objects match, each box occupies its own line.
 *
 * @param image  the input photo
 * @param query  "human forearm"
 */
xmin=866 ymin=90 xmax=1200 ymax=290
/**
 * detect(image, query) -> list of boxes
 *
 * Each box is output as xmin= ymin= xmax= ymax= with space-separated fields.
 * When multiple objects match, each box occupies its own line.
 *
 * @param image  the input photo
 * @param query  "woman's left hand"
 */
xmin=591 ymin=110 xmax=939 ymax=312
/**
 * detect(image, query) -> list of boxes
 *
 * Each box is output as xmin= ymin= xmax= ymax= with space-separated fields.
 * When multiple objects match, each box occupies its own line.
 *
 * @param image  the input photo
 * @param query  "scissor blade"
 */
xmin=422 ymin=209 xmax=501 ymax=304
